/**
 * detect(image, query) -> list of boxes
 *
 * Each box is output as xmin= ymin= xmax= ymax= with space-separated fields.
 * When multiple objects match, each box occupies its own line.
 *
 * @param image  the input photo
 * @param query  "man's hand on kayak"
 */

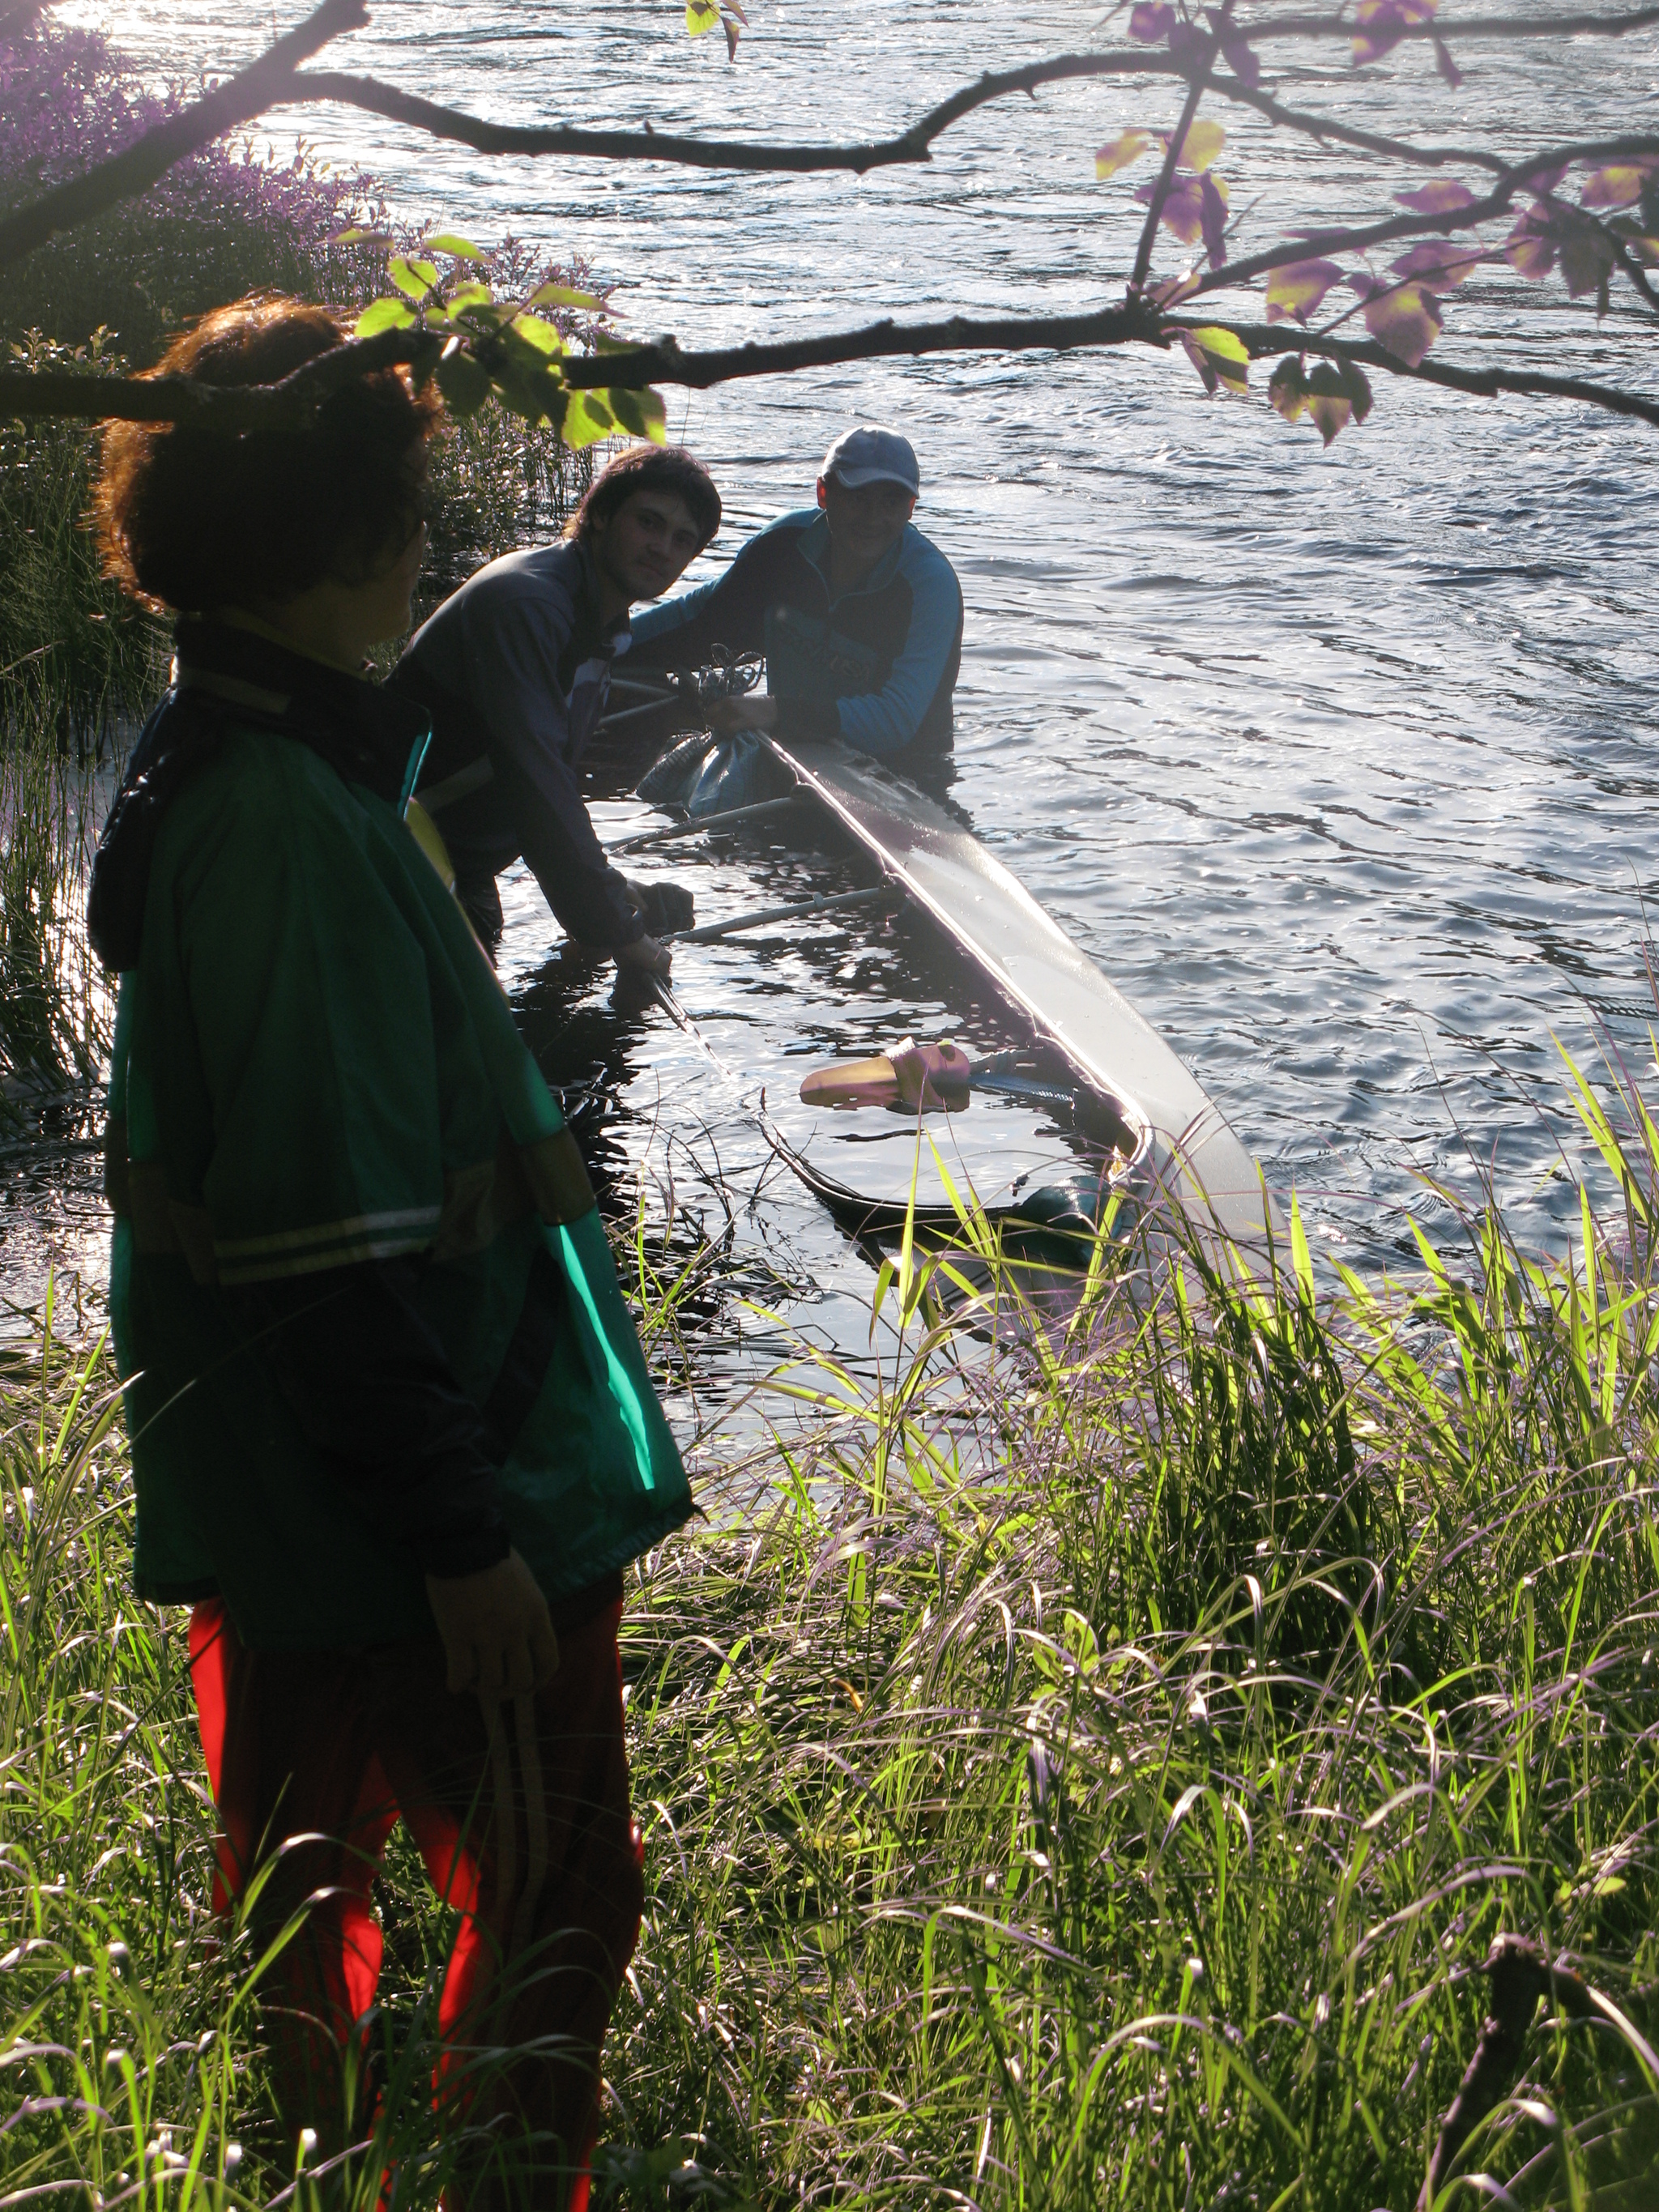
xmin=425 ymin=1548 xmax=560 ymax=1703
xmin=615 ymin=931 xmax=673 ymax=979
xmin=708 ymin=694 xmax=778 ymax=735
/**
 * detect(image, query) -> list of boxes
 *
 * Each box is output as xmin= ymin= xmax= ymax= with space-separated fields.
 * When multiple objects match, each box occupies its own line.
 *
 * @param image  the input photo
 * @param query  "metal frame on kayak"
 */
xmin=753 ymin=735 xmax=1277 ymax=1258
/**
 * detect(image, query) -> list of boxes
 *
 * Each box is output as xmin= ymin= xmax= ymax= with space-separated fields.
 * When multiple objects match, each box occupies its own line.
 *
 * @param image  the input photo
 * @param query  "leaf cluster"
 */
xmin=348 ymin=232 xmax=667 ymax=450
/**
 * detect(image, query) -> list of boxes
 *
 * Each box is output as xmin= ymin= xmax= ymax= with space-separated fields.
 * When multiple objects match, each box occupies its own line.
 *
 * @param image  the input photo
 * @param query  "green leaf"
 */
xmin=434 ymin=348 xmax=493 ymax=420
xmin=602 ymin=384 xmax=668 ymax=442
xmin=330 ymin=226 xmax=393 ymax=249
xmin=686 ymin=0 xmax=721 ymax=32
xmin=452 ymin=296 xmax=511 ymax=334
xmin=445 ymin=282 xmax=494 ymax=313
xmin=354 ymin=296 xmax=418 ymax=337
xmin=507 ymin=313 xmax=567 ymax=357
xmin=427 ymin=232 xmax=486 ymax=262
xmin=526 ymin=281 xmax=605 ymax=313
xmin=388 ymin=257 xmax=441 ymax=302
xmin=561 ymin=390 xmax=617 ymax=449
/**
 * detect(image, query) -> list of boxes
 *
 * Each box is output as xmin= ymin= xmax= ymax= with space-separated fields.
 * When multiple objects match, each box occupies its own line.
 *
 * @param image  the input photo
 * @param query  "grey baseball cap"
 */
xmin=820 ymin=425 xmax=920 ymax=497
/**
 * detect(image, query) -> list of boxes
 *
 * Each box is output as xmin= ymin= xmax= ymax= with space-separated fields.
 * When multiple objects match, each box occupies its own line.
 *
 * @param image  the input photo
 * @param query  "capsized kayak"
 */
xmin=762 ymin=734 xmax=1278 ymax=1257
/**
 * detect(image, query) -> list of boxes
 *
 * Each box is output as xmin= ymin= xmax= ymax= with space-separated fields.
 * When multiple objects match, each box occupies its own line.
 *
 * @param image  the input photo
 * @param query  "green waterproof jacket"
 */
xmin=102 ymin=627 xmax=691 ymax=1650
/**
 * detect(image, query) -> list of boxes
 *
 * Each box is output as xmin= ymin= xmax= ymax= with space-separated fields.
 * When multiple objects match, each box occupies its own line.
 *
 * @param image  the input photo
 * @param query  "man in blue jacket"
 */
xmin=627 ymin=427 xmax=963 ymax=761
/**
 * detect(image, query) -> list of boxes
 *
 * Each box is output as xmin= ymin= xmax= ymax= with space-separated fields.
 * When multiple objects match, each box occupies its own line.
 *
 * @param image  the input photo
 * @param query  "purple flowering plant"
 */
xmin=0 ymin=16 xmax=386 ymax=364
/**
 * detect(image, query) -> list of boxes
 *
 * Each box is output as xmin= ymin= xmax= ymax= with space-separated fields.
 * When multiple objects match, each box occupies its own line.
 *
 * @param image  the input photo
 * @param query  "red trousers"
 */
xmin=188 ymin=1596 xmax=642 ymax=2212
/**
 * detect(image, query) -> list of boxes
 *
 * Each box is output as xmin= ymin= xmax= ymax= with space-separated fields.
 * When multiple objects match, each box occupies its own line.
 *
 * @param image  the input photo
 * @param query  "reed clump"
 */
xmin=2 ymin=1054 xmax=1657 ymax=2210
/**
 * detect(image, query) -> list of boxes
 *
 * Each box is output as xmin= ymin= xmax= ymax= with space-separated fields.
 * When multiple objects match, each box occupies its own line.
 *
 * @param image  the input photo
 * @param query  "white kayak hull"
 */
xmin=766 ymin=736 xmax=1279 ymax=1258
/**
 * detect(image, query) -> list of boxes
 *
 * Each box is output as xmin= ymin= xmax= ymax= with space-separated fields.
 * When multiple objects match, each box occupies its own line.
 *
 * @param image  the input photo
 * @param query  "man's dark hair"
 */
xmin=96 ymin=295 xmax=441 ymax=616
xmin=567 ymin=443 xmax=721 ymax=550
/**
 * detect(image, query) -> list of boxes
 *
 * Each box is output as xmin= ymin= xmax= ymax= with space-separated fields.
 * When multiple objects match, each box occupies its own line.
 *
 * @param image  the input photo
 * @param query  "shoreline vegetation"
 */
xmin=0 ymin=13 xmax=603 ymax=1105
xmin=4 ymin=1077 xmax=1657 ymax=2207
xmin=1 ymin=13 xmax=1657 ymax=2212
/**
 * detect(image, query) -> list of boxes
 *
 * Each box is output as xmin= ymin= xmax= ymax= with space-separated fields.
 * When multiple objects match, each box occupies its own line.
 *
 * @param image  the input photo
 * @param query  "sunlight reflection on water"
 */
xmin=37 ymin=1 xmax=1659 ymax=1439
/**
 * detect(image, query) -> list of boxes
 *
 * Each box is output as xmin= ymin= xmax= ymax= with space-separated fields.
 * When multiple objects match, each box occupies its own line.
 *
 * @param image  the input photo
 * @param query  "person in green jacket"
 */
xmin=91 ymin=296 xmax=693 ymax=2210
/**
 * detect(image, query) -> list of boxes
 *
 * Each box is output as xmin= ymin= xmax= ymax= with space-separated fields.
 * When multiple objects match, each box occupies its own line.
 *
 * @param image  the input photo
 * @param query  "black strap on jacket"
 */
xmin=88 ymin=620 xmax=431 ymax=973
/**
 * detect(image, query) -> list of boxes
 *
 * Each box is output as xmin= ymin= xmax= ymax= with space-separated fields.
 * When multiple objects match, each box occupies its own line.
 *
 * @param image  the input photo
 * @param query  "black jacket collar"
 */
xmin=173 ymin=618 xmax=432 ymax=807
xmin=88 ymin=621 xmax=433 ymax=972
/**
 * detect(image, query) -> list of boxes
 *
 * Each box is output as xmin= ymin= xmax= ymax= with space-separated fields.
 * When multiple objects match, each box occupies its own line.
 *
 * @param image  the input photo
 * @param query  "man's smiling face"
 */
xmin=594 ymin=488 xmax=706 ymax=606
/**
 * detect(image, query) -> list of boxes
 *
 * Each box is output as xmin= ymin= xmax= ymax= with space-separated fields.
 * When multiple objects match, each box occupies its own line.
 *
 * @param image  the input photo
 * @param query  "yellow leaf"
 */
xmin=1180 ymin=324 xmax=1249 ymax=397
xmin=686 ymin=0 xmax=720 ymax=32
xmin=1265 ymin=258 xmax=1343 ymax=326
xmin=1188 ymin=324 xmax=1247 ymax=364
xmin=1095 ymin=129 xmax=1152 ymax=182
xmin=1171 ymin=118 xmax=1225 ymax=173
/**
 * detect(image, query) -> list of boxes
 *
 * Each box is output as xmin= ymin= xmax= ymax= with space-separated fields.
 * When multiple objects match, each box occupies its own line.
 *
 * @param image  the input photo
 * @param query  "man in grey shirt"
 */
xmin=391 ymin=445 xmax=721 ymax=969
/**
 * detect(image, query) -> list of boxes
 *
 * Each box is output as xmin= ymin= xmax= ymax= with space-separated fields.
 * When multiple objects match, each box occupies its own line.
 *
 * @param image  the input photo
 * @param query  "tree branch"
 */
xmin=1239 ymin=3 xmax=1659 ymax=37
xmin=9 ymin=296 xmax=1648 ymax=437
xmin=282 ymin=53 xmax=1190 ymax=175
xmin=264 ymin=54 xmax=1659 ymax=201
xmin=0 ymin=323 xmax=430 ymax=428
xmin=0 ymin=0 xmax=367 ymax=273
xmin=1209 ymin=317 xmax=1659 ymax=425
xmin=1133 ymin=1 xmax=1235 ymax=292
xmin=1197 ymin=179 xmax=1525 ymax=292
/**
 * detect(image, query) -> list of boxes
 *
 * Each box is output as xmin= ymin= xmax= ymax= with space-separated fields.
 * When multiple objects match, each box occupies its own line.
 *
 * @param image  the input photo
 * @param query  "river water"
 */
xmin=28 ymin=2 xmax=1659 ymax=1440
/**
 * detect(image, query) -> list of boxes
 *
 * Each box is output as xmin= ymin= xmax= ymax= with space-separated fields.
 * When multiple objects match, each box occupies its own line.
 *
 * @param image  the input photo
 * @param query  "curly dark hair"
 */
xmin=96 ymin=295 xmax=441 ymax=616
xmin=566 ymin=442 xmax=721 ymax=550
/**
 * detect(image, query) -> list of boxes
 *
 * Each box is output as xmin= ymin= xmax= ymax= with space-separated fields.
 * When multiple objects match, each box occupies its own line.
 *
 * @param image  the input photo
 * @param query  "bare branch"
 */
xmin=0 ymin=0 xmax=368 ymax=274
xmin=1133 ymin=1 xmax=1235 ymax=293
xmin=1239 ymin=4 xmax=1659 ymax=38
xmin=1196 ymin=180 xmax=1525 ymax=292
xmin=275 ymin=53 xmax=1659 ymax=197
xmin=558 ymin=305 xmax=1160 ymax=390
xmin=282 ymin=53 xmax=1188 ymax=176
xmin=2 ymin=291 xmax=1653 ymax=436
xmin=0 ymin=324 xmax=428 ymax=428
xmin=1196 ymin=69 xmax=1514 ymax=172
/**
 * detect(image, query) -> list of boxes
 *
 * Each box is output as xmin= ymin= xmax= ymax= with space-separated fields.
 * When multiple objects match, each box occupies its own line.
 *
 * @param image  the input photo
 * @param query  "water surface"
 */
xmin=37 ymin=2 xmax=1659 ymax=1438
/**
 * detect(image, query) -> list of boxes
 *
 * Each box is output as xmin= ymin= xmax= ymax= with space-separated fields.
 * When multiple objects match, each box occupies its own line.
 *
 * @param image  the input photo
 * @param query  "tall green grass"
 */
xmin=0 ymin=335 xmax=168 ymax=753
xmin=3 ymin=1051 xmax=1657 ymax=2209
xmin=0 ymin=719 xmax=113 ymax=1106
